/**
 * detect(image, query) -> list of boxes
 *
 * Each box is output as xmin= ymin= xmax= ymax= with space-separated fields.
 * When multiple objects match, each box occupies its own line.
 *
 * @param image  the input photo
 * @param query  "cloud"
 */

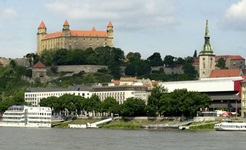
xmin=0 ymin=8 xmax=18 ymax=19
xmin=220 ymin=0 xmax=246 ymax=30
xmin=44 ymin=0 xmax=177 ymax=30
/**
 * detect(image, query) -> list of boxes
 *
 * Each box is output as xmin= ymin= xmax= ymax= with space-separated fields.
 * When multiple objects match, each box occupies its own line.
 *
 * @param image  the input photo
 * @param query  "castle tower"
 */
xmin=199 ymin=20 xmax=215 ymax=79
xmin=107 ymin=21 xmax=114 ymax=47
xmin=37 ymin=21 xmax=47 ymax=55
xmin=62 ymin=20 xmax=70 ymax=36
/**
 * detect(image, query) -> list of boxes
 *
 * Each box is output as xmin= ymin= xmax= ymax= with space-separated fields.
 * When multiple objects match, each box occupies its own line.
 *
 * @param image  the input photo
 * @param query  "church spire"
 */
xmin=200 ymin=20 xmax=214 ymax=56
xmin=205 ymin=20 xmax=209 ymax=38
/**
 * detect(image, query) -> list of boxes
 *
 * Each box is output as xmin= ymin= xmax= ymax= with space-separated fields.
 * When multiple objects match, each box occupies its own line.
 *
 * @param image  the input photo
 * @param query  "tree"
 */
xmin=168 ymin=89 xmax=211 ymax=116
xmin=9 ymin=60 xmax=17 ymax=68
xmin=126 ymin=52 xmax=141 ymax=63
xmin=163 ymin=55 xmax=176 ymax=68
xmin=53 ymin=49 xmax=69 ymax=65
xmin=121 ymin=98 xmax=146 ymax=117
xmin=107 ymin=60 xmax=122 ymax=79
xmin=147 ymin=84 xmax=168 ymax=116
xmin=84 ymin=94 xmax=101 ymax=116
xmin=183 ymin=63 xmax=198 ymax=80
xmin=100 ymin=97 xmax=118 ymax=115
xmin=216 ymin=58 xmax=227 ymax=69
xmin=175 ymin=57 xmax=185 ymax=67
xmin=125 ymin=60 xmax=151 ymax=76
xmin=39 ymin=50 xmax=55 ymax=66
xmin=25 ymin=53 xmax=37 ymax=66
xmin=193 ymin=50 xmax=197 ymax=57
xmin=147 ymin=52 xmax=163 ymax=66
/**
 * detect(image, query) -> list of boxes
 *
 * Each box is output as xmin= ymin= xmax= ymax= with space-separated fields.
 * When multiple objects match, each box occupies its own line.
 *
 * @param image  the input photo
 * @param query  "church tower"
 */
xmin=199 ymin=20 xmax=215 ymax=79
xmin=37 ymin=21 xmax=47 ymax=55
xmin=107 ymin=21 xmax=114 ymax=47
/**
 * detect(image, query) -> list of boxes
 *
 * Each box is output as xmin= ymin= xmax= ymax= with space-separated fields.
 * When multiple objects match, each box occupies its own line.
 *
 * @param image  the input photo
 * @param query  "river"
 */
xmin=0 ymin=127 xmax=245 ymax=150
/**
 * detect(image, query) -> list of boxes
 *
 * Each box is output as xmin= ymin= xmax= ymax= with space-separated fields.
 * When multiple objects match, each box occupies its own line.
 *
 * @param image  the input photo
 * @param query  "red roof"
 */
xmin=193 ymin=57 xmax=199 ymax=65
xmin=107 ymin=21 xmax=113 ymax=27
xmin=209 ymin=69 xmax=242 ymax=78
xmin=230 ymin=55 xmax=245 ymax=60
xmin=92 ymin=27 xmax=96 ymax=31
xmin=33 ymin=61 xmax=46 ymax=68
xmin=64 ymin=20 xmax=69 ymax=26
xmin=43 ymin=32 xmax=62 ymax=39
xmin=111 ymin=79 xmax=120 ymax=85
xmin=39 ymin=21 xmax=46 ymax=28
xmin=43 ymin=30 xmax=107 ymax=40
xmin=0 ymin=60 xmax=3 ymax=65
xmin=70 ymin=30 xmax=107 ymax=37
xmin=215 ymin=55 xmax=229 ymax=62
xmin=120 ymin=77 xmax=137 ymax=82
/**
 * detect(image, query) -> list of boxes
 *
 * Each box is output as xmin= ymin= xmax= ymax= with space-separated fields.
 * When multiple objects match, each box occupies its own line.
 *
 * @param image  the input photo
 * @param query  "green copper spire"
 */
xmin=200 ymin=20 xmax=214 ymax=56
xmin=205 ymin=20 xmax=209 ymax=38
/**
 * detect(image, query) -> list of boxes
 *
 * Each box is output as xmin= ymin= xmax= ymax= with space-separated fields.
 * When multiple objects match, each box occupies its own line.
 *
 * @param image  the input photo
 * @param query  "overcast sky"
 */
xmin=0 ymin=0 xmax=246 ymax=59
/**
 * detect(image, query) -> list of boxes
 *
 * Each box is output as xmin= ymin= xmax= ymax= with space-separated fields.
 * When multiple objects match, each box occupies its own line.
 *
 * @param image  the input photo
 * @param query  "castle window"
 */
xmin=203 ymin=62 xmax=205 ymax=69
xmin=203 ymin=58 xmax=205 ymax=60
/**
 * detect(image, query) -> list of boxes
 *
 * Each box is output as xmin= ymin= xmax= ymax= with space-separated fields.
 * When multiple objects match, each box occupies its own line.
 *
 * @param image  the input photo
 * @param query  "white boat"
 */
xmin=0 ymin=105 xmax=52 ymax=128
xmin=214 ymin=119 xmax=246 ymax=131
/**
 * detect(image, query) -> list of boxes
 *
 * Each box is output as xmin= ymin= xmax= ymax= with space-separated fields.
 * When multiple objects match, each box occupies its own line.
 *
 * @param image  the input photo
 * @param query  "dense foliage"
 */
xmin=25 ymin=46 xmax=198 ymax=80
xmin=147 ymin=85 xmax=211 ymax=117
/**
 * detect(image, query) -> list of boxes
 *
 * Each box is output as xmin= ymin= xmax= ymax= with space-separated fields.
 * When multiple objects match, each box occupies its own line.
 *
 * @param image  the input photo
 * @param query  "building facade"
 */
xmin=241 ymin=79 xmax=246 ymax=117
xmin=159 ymin=77 xmax=244 ymax=114
xmin=25 ymin=85 xmax=150 ymax=106
xmin=37 ymin=20 xmax=114 ymax=55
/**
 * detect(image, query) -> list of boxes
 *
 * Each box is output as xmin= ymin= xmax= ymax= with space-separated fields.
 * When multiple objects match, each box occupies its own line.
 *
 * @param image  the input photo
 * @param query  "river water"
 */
xmin=0 ymin=127 xmax=245 ymax=150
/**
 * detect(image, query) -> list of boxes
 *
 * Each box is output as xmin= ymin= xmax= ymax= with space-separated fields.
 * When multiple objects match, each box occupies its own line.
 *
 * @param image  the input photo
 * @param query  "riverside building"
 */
xmin=24 ymin=85 xmax=150 ymax=106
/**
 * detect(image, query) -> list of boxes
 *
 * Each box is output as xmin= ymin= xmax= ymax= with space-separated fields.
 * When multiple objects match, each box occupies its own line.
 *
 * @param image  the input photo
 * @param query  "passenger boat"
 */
xmin=214 ymin=119 xmax=246 ymax=131
xmin=0 ymin=105 xmax=52 ymax=128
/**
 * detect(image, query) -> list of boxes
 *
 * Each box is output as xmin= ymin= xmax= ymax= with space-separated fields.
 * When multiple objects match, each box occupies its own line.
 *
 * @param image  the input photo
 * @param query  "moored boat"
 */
xmin=214 ymin=119 xmax=246 ymax=131
xmin=0 ymin=105 xmax=52 ymax=128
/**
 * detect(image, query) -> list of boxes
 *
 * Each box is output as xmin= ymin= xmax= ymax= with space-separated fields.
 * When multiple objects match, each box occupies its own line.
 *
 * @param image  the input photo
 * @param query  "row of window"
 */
xmin=26 ymin=92 xmax=89 ymax=97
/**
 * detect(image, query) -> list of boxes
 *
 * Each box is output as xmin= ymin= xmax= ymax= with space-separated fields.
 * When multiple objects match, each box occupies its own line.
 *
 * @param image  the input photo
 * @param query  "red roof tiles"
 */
xmin=107 ymin=21 xmax=113 ymax=27
xmin=43 ymin=32 xmax=62 ymax=39
xmin=0 ymin=60 xmax=3 ymax=65
xmin=39 ymin=21 xmax=46 ymax=28
xmin=120 ymin=77 xmax=137 ymax=82
xmin=230 ymin=55 xmax=245 ymax=60
xmin=92 ymin=27 xmax=96 ymax=31
xmin=33 ymin=61 xmax=46 ymax=68
xmin=209 ymin=69 xmax=242 ymax=78
xmin=64 ymin=20 xmax=69 ymax=26
xmin=70 ymin=30 xmax=107 ymax=37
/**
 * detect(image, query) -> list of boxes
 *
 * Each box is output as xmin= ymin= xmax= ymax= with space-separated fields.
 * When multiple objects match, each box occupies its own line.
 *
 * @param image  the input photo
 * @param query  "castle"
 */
xmin=37 ymin=20 xmax=114 ymax=55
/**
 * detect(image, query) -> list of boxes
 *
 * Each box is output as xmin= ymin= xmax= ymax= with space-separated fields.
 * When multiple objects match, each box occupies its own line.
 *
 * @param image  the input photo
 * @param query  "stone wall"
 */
xmin=55 ymin=65 xmax=108 ymax=73
xmin=151 ymin=66 xmax=184 ymax=74
xmin=0 ymin=57 xmax=30 ymax=67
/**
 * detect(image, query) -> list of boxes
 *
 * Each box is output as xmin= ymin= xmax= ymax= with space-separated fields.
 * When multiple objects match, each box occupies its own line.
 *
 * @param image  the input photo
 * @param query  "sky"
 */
xmin=0 ymin=0 xmax=246 ymax=59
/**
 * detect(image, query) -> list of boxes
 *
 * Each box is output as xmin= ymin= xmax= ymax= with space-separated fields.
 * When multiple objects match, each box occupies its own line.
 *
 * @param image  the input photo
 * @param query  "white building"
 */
xmin=25 ymin=85 xmax=150 ymax=106
xmin=25 ymin=86 xmax=92 ymax=106
xmin=159 ymin=77 xmax=244 ymax=112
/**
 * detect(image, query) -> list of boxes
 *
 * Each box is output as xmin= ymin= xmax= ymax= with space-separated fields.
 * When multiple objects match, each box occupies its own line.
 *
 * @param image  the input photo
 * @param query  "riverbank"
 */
xmin=52 ymin=117 xmax=218 ymax=130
